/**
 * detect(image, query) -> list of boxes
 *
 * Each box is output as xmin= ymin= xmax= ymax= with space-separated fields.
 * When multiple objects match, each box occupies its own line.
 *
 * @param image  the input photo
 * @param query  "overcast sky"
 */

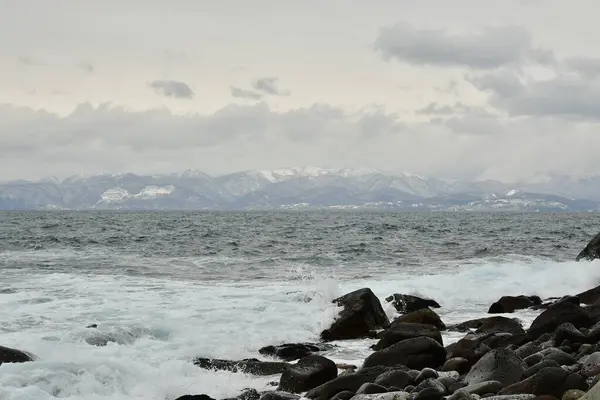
xmin=1 ymin=0 xmax=600 ymax=182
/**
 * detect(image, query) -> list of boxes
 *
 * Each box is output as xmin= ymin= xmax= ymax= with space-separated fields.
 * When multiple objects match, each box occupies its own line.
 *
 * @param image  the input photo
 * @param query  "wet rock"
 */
xmin=193 ymin=358 xmax=289 ymax=376
xmin=438 ymin=374 xmax=459 ymax=390
xmin=225 ymin=389 xmax=260 ymax=400
xmin=260 ymin=343 xmax=333 ymax=362
xmin=482 ymin=397 xmax=536 ymax=400
xmin=0 ymin=345 xmax=35 ymax=365
xmin=580 ymin=352 xmax=600 ymax=377
xmin=462 ymin=381 xmax=504 ymax=395
xmin=448 ymin=317 xmax=524 ymax=336
xmin=393 ymin=309 xmax=446 ymax=331
xmin=374 ymin=370 xmax=413 ymax=389
xmin=575 ymin=230 xmax=600 ymax=262
xmin=464 ymin=348 xmax=527 ymax=387
xmin=305 ymin=366 xmax=395 ymax=400
xmin=554 ymin=323 xmax=588 ymax=345
xmin=538 ymin=348 xmax=576 ymax=366
xmin=330 ymin=392 xmax=354 ymax=400
xmin=415 ymin=368 xmax=439 ymax=385
xmin=321 ymin=288 xmax=390 ymax=341
xmin=447 ymin=333 xmax=506 ymax=364
xmin=279 ymin=355 xmax=337 ymax=393
xmin=350 ymin=393 xmax=412 ymax=400
xmin=414 ymin=386 xmax=445 ymax=400
xmin=498 ymin=367 xmax=587 ymax=397
xmin=356 ymin=383 xmax=387 ymax=394
xmin=385 ymin=294 xmax=441 ymax=314
xmin=561 ymin=389 xmax=585 ymax=400
xmin=86 ymin=324 xmax=98 ymax=328
xmin=373 ymin=323 xmax=442 ymax=350
xmin=528 ymin=302 xmax=593 ymax=340
xmin=362 ymin=337 xmax=446 ymax=370
xmin=175 ymin=395 xmax=216 ymax=400
xmin=415 ymin=378 xmax=446 ymax=394
xmin=523 ymin=360 xmax=560 ymax=378
xmin=577 ymin=284 xmax=600 ymax=306
xmin=488 ymin=296 xmax=542 ymax=314
xmin=523 ymin=353 xmax=544 ymax=367
xmin=449 ymin=381 xmax=469 ymax=393
xmin=259 ymin=392 xmax=300 ymax=400
xmin=443 ymin=358 xmax=471 ymax=374
xmin=516 ymin=343 xmax=542 ymax=359
xmin=447 ymin=389 xmax=475 ymax=400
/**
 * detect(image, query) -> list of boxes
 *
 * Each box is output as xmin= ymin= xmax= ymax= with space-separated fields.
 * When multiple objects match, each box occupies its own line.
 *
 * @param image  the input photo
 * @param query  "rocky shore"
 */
xmin=3 ymin=234 xmax=600 ymax=400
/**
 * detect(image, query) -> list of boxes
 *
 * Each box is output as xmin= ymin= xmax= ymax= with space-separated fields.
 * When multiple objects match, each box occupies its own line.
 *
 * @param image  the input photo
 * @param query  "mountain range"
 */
xmin=2 ymin=167 xmax=600 ymax=211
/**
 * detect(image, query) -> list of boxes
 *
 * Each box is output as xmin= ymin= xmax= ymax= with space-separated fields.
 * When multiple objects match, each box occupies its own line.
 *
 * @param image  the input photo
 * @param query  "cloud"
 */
xmin=79 ymin=61 xmax=94 ymax=74
xmin=374 ymin=22 xmax=551 ymax=69
xmin=1 ymin=101 xmax=600 ymax=183
xmin=252 ymin=77 xmax=291 ymax=96
xmin=18 ymin=55 xmax=42 ymax=66
xmin=564 ymin=57 xmax=600 ymax=79
xmin=230 ymin=86 xmax=263 ymax=100
xmin=148 ymin=80 xmax=195 ymax=99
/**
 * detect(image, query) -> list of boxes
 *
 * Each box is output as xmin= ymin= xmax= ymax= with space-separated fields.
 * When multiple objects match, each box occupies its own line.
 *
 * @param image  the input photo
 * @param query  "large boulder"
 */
xmin=385 ymin=294 xmax=441 ymax=314
xmin=577 ymin=284 xmax=600 ymax=306
xmin=304 ymin=366 xmax=396 ymax=400
xmin=393 ymin=309 xmax=446 ymax=331
xmin=488 ymin=296 xmax=542 ymax=314
xmin=193 ymin=358 xmax=289 ymax=375
xmin=321 ymin=288 xmax=390 ymax=341
xmin=464 ymin=348 xmax=527 ymax=387
xmin=448 ymin=316 xmax=524 ymax=335
xmin=576 ymin=231 xmax=600 ymax=262
xmin=498 ymin=367 xmax=587 ymax=397
xmin=0 ymin=345 xmax=35 ymax=365
xmin=527 ymin=301 xmax=593 ymax=340
xmin=362 ymin=336 xmax=446 ymax=370
xmin=373 ymin=323 xmax=442 ymax=350
xmin=260 ymin=343 xmax=333 ymax=362
xmin=279 ymin=355 xmax=337 ymax=393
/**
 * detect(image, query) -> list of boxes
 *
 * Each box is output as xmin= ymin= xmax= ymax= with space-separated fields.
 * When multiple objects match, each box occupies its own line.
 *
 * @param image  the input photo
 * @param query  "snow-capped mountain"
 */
xmin=1 ymin=167 xmax=600 ymax=211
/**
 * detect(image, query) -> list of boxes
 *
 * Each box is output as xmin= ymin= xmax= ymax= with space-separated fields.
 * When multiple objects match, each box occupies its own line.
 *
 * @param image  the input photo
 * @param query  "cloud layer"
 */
xmin=149 ymin=80 xmax=195 ymax=99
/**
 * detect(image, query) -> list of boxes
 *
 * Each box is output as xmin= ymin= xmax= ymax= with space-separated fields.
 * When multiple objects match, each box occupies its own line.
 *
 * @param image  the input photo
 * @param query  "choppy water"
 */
xmin=1 ymin=211 xmax=600 ymax=400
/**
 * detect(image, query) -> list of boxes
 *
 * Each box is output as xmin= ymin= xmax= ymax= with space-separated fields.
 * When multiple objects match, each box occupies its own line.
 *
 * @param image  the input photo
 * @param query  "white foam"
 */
xmin=2 ymin=258 xmax=600 ymax=399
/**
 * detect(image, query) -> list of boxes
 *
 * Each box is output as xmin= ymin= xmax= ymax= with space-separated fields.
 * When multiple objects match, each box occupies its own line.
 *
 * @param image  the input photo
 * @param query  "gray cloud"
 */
xmin=564 ymin=57 xmax=600 ymax=79
xmin=79 ymin=61 xmax=94 ymax=74
xmin=252 ymin=77 xmax=291 ymax=96
xmin=18 ymin=55 xmax=42 ymax=66
xmin=374 ymin=22 xmax=550 ymax=69
xmin=230 ymin=86 xmax=263 ymax=100
xmin=148 ymin=80 xmax=195 ymax=99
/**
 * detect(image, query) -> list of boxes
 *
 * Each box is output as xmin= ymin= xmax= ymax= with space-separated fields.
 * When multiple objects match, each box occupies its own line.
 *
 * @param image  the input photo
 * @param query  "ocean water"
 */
xmin=1 ymin=211 xmax=600 ymax=400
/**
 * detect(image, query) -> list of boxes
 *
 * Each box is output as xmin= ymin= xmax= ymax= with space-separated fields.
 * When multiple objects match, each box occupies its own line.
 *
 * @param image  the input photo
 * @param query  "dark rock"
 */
xmin=443 ymin=357 xmax=471 ymax=374
xmin=0 ymin=345 xmax=34 ymax=365
xmin=448 ymin=317 xmax=524 ymax=336
xmin=279 ymin=355 xmax=337 ymax=393
xmin=488 ymin=296 xmax=542 ymax=314
xmin=415 ymin=378 xmax=446 ymax=393
xmin=438 ymin=375 xmax=459 ymax=391
xmin=259 ymin=392 xmax=300 ymax=400
xmin=464 ymin=348 xmax=527 ymax=387
xmin=580 ymin=352 xmax=600 ymax=377
xmin=524 ymin=353 xmax=544 ymax=367
xmin=414 ymin=386 xmax=444 ymax=400
xmin=385 ymin=294 xmax=441 ymax=314
xmin=229 ymin=389 xmax=260 ymax=400
xmin=538 ymin=348 xmax=576 ymax=366
xmin=561 ymin=389 xmax=586 ymax=400
xmin=405 ymin=385 xmax=415 ymax=392
xmin=462 ymin=381 xmax=503 ymax=395
xmin=447 ymin=389 xmax=474 ymax=400
xmin=577 ymin=284 xmax=600 ymax=305
xmin=305 ymin=366 xmax=394 ymax=400
xmin=175 ymin=395 xmax=216 ymax=400
xmin=415 ymin=368 xmax=439 ymax=385
xmin=321 ymin=288 xmax=390 ymax=341
xmin=356 ymin=383 xmax=387 ymax=394
xmin=193 ymin=358 xmax=289 ymax=376
xmin=329 ymin=392 xmax=354 ymax=400
xmin=362 ymin=337 xmax=446 ymax=370
xmin=527 ymin=302 xmax=593 ymax=340
xmin=554 ymin=323 xmax=588 ymax=345
xmin=575 ymin=230 xmax=600 ymax=262
xmin=407 ymin=370 xmax=420 ymax=379
xmin=86 ymin=324 xmax=98 ymax=328
xmin=516 ymin=343 xmax=543 ymax=359
xmin=498 ymin=367 xmax=587 ymax=397
xmin=448 ymin=381 xmax=469 ymax=394
xmin=374 ymin=370 xmax=413 ymax=389
xmin=260 ymin=343 xmax=333 ymax=362
xmin=393 ymin=309 xmax=446 ymax=331
xmin=523 ymin=360 xmax=561 ymax=379
xmin=373 ymin=323 xmax=443 ymax=350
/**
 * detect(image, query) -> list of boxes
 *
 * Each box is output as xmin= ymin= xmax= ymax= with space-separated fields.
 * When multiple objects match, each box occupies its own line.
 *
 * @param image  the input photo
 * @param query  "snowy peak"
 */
xmin=251 ymin=166 xmax=381 ymax=183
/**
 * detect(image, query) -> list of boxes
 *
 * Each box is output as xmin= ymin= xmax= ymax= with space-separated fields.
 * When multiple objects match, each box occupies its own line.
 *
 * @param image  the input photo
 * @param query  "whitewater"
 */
xmin=1 ymin=211 xmax=600 ymax=400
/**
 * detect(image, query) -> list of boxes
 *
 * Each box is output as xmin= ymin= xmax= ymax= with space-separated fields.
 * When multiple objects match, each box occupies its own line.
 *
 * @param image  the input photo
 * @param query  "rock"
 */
xmin=86 ymin=323 xmax=98 ymax=328
xmin=527 ymin=302 xmax=593 ymax=340
xmin=562 ymin=390 xmax=586 ymax=400
xmin=356 ymin=383 xmax=388 ymax=394
xmin=438 ymin=374 xmax=459 ymax=390
xmin=462 ymin=381 xmax=504 ymax=395
xmin=193 ymin=358 xmax=289 ymax=376
xmin=415 ymin=368 xmax=439 ymax=385
xmin=337 ymin=363 xmax=358 ymax=370
xmin=321 ymin=288 xmax=390 ymax=341
xmin=449 ymin=382 xmax=469 ymax=393
xmin=498 ymin=367 xmax=587 ymax=397
xmin=414 ymin=386 xmax=445 ymax=400
xmin=259 ymin=392 xmax=300 ymax=400
xmin=577 ymin=284 xmax=600 ymax=306
xmin=349 ymin=393 xmax=412 ymax=400
xmin=579 ymin=380 xmax=600 ymax=399
xmin=448 ymin=317 xmax=524 ymax=336
xmin=279 ymin=355 xmax=337 ymax=393
xmin=260 ymin=343 xmax=333 ymax=362
xmin=385 ymin=294 xmax=441 ymax=314
xmin=464 ymin=348 xmax=527 ymax=387
xmin=447 ymin=389 xmax=475 ymax=400
xmin=415 ymin=378 xmax=446 ymax=394
xmin=538 ymin=348 xmax=576 ymax=366
xmin=175 ymin=395 xmax=216 ymax=400
xmin=0 ymin=345 xmax=34 ymax=365
xmin=554 ymin=323 xmax=588 ymax=345
xmin=374 ymin=370 xmax=413 ymax=389
xmin=488 ymin=296 xmax=542 ymax=314
xmin=330 ymin=392 xmax=354 ymax=400
xmin=225 ymin=389 xmax=260 ymax=400
xmin=305 ymin=366 xmax=394 ymax=400
xmin=523 ymin=360 xmax=560 ymax=378
xmin=580 ymin=352 xmax=600 ymax=377
xmin=362 ymin=337 xmax=446 ymax=370
xmin=393 ymin=309 xmax=446 ymax=331
xmin=575 ymin=231 xmax=600 ymax=262
xmin=481 ymin=397 xmax=536 ymax=400
xmin=443 ymin=357 xmax=471 ymax=374
xmin=516 ymin=343 xmax=543 ymax=359
xmin=373 ymin=323 xmax=443 ymax=350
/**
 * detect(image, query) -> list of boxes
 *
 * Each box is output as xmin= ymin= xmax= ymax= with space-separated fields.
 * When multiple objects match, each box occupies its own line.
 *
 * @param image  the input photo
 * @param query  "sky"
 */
xmin=1 ymin=0 xmax=600 ymax=182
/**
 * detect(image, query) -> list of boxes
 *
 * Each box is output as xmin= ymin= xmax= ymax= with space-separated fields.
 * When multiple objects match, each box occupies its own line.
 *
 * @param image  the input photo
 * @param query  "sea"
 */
xmin=1 ymin=211 xmax=600 ymax=400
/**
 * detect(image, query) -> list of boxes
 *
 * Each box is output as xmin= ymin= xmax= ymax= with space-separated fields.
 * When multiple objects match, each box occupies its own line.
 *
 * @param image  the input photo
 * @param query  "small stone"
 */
xmin=415 ymin=368 xmax=439 ymax=384
xmin=356 ymin=383 xmax=388 ymax=395
xmin=561 ymin=389 xmax=585 ymax=400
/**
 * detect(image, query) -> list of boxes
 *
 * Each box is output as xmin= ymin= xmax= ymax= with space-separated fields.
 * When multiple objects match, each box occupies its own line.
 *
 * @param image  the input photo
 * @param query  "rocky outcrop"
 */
xmin=259 ymin=343 xmax=333 ymax=361
xmin=0 ymin=345 xmax=35 ymax=365
xmin=385 ymin=294 xmax=441 ymax=314
xmin=576 ymin=231 xmax=600 ymax=262
xmin=279 ymin=355 xmax=337 ymax=393
xmin=393 ymin=308 xmax=446 ymax=331
xmin=362 ymin=336 xmax=446 ymax=370
xmin=373 ymin=323 xmax=443 ymax=350
xmin=193 ymin=357 xmax=289 ymax=375
xmin=488 ymin=296 xmax=542 ymax=314
xmin=321 ymin=288 xmax=390 ymax=341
